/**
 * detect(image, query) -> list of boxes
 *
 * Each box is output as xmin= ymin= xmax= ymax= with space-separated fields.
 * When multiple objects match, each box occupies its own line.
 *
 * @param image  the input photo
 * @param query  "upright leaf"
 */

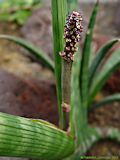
xmin=51 ymin=0 xmax=67 ymax=128
xmin=89 ymin=49 xmax=120 ymax=105
xmin=70 ymin=52 xmax=86 ymax=159
xmin=70 ymin=52 xmax=83 ymax=137
xmin=79 ymin=1 xmax=99 ymax=108
xmin=0 ymin=35 xmax=54 ymax=71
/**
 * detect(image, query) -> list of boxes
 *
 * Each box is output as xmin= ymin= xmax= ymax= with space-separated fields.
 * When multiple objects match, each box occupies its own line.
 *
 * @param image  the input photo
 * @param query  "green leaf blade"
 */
xmin=89 ymin=49 xmax=120 ymax=105
xmin=0 ymin=35 xmax=54 ymax=71
xmin=0 ymin=112 xmax=74 ymax=160
xmin=80 ymin=1 xmax=99 ymax=107
xmin=67 ymin=0 xmax=78 ymax=12
xmin=51 ymin=0 xmax=67 ymax=128
xmin=89 ymin=39 xmax=119 ymax=85
xmin=89 ymin=93 xmax=120 ymax=111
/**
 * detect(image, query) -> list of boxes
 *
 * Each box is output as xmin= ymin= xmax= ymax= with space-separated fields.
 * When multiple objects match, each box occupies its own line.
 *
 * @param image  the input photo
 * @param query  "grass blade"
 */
xmin=89 ymin=39 xmax=119 ymax=85
xmin=0 ymin=34 xmax=54 ymax=71
xmin=79 ymin=1 xmax=99 ymax=129
xmin=89 ymin=94 xmax=120 ymax=111
xmin=89 ymin=49 xmax=120 ymax=105
xmin=51 ymin=0 xmax=67 ymax=128
xmin=79 ymin=1 xmax=99 ymax=107
xmin=0 ymin=112 xmax=74 ymax=160
xmin=70 ymin=52 xmax=83 ymax=136
xmin=70 ymin=52 xmax=87 ymax=159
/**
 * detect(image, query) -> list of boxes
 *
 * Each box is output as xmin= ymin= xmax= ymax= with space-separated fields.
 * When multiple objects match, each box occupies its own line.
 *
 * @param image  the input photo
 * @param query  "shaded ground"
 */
xmin=0 ymin=2 xmax=120 ymax=160
xmin=0 ymin=70 xmax=58 ymax=124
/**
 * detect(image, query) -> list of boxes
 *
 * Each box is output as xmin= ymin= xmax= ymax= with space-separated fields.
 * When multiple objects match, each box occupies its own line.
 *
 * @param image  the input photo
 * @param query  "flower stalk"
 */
xmin=60 ymin=11 xmax=83 ymax=130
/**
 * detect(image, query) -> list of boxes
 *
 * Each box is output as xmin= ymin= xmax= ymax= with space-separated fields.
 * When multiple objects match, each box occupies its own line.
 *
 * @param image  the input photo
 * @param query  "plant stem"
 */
xmin=62 ymin=60 xmax=72 ymax=130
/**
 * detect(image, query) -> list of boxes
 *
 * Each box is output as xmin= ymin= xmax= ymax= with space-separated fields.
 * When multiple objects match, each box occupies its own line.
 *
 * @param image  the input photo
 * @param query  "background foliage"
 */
xmin=0 ymin=0 xmax=41 ymax=25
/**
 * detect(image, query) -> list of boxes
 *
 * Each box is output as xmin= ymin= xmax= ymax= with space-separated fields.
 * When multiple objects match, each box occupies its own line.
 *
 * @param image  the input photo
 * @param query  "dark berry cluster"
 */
xmin=60 ymin=11 xmax=83 ymax=62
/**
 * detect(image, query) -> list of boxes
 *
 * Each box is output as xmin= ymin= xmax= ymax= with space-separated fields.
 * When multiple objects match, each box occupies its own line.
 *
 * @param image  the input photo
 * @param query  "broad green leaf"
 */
xmin=89 ymin=49 xmax=120 ymax=105
xmin=79 ymin=1 xmax=99 ymax=107
xmin=0 ymin=35 xmax=54 ymax=71
xmin=89 ymin=94 xmax=120 ymax=111
xmin=89 ymin=39 xmax=119 ymax=85
xmin=51 ymin=0 xmax=67 ymax=128
xmin=0 ymin=112 xmax=74 ymax=160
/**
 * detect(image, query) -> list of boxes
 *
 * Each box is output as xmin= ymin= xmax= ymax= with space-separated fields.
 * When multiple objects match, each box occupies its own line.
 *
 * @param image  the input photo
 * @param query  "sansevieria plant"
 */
xmin=0 ymin=0 xmax=120 ymax=159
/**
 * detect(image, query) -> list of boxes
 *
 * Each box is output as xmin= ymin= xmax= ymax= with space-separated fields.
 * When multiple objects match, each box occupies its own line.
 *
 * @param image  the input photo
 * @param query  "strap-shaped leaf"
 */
xmin=0 ymin=35 xmax=54 ymax=71
xmin=89 ymin=39 xmax=119 ymax=85
xmin=51 ymin=0 xmax=67 ymax=128
xmin=0 ymin=112 xmax=74 ymax=160
xmin=70 ymin=52 xmax=84 ymax=139
xmin=94 ymin=127 xmax=120 ymax=143
xmin=79 ymin=1 xmax=99 ymax=107
xmin=89 ymin=93 xmax=120 ymax=111
xmin=89 ymin=49 xmax=120 ymax=105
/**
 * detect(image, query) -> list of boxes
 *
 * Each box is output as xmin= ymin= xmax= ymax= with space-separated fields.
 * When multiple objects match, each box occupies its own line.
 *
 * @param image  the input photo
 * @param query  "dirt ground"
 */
xmin=0 ymin=2 xmax=120 ymax=160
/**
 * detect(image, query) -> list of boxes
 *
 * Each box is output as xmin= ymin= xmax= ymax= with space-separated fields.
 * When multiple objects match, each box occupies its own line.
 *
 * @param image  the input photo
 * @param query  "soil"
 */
xmin=0 ymin=2 xmax=120 ymax=160
xmin=0 ymin=70 xmax=58 ymax=124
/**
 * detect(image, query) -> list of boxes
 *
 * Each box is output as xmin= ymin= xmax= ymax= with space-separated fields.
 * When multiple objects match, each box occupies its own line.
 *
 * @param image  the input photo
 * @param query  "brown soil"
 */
xmin=0 ymin=70 xmax=58 ymax=125
xmin=87 ymin=140 xmax=120 ymax=158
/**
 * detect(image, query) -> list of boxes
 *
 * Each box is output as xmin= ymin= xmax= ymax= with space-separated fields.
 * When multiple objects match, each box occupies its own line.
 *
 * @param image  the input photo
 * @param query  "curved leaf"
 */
xmin=51 ymin=0 xmax=67 ymax=128
xmin=89 ymin=49 xmax=120 ymax=105
xmin=89 ymin=39 xmax=119 ymax=85
xmin=94 ymin=127 xmax=120 ymax=143
xmin=0 ymin=34 xmax=54 ymax=72
xmin=79 ymin=1 xmax=99 ymax=107
xmin=0 ymin=112 xmax=74 ymax=160
xmin=89 ymin=93 xmax=120 ymax=111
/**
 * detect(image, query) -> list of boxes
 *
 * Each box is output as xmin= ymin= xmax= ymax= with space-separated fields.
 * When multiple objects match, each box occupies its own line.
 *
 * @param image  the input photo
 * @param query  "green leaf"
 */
xmin=70 ymin=52 xmax=87 ymax=158
xmin=89 ymin=39 xmax=119 ymax=85
xmin=89 ymin=94 xmax=120 ymax=111
xmin=79 ymin=1 xmax=99 ymax=107
xmin=70 ymin=52 xmax=82 ymax=137
xmin=9 ymin=10 xmax=31 ymax=25
xmin=94 ymin=127 xmax=120 ymax=143
xmin=0 ymin=112 xmax=74 ymax=160
xmin=51 ymin=0 xmax=67 ymax=128
xmin=89 ymin=49 xmax=120 ymax=105
xmin=0 ymin=34 xmax=54 ymax=72
xmin=67 ymin=0 xmax=78 ymax=12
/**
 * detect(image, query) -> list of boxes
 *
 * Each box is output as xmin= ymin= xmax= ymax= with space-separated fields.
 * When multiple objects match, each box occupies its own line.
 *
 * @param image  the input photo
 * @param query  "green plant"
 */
xmin=0 ymin=0 xmax=41 ymax=25
xmin=0 ymin=0 xmax=120 ymax=159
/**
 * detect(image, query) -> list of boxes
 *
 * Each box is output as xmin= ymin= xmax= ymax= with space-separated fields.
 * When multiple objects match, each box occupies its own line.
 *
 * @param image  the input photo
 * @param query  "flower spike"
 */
xmin=60 ymin=11 xmax=83 ymax=62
